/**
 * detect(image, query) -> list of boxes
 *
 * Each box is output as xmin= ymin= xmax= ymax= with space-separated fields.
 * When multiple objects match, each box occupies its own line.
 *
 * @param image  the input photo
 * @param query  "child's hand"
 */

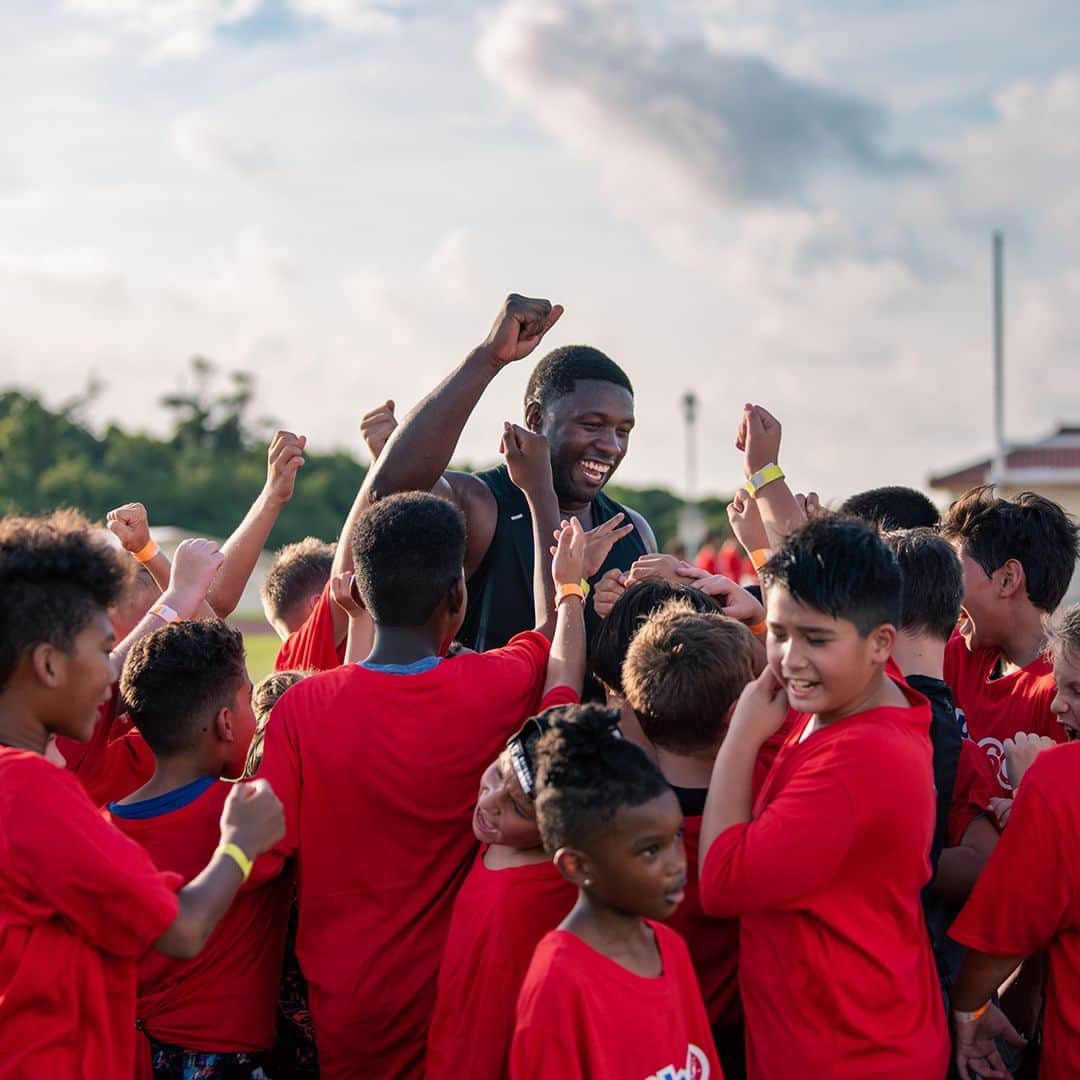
xmin=1004 ymin=732 xmax=1057 ymax=789
xmin=954 ymin=1001 xmax=1026 ymax=1080
xmin=625 ymin=553 xmax=704 ymax=587
xmin=795 ymin=491 xmax=821 ymax=519
xmin=727 ymin=488 xmax=769 ymax=555
xmin=329 ymin=570 xmax=365 ymax=619
xmin=989 ymin=797 xmax=1013 ymax=830
xmin=729 ymin=666 xmax=789 ymax=745
xmin=736 ymin=403 xmax=782 ymax=477
xmin=552 ymin=512 xmax=635 ymax=579
xmin=219 ymin=778 xmax=285 ymax=858
xmin=502 ymin=422 xmax=553 ymax=496
xmin=552 ymin=517 xmax=588 ymax=589
xmin=479 ymin=294 xmax=564 ymax=369
xmin=166 ymin=538 xmax=224 ymax=615
xmin=106 ymin=502 xmax=152 ymax=553
xmin=360 ymin=400 xmax=397 ymax=461
xmin=593 ymin=567 xmax=627 ymax=618
xmin=691 ymin=574 xmax=766 ymax=628
xmin=265 ymin=431 xmax=307 ymax=506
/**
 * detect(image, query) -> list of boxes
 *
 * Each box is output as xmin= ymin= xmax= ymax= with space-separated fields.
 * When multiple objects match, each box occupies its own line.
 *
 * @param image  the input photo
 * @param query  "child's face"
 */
xmin=765 ymin=584 xmax=887 ymax=722
xmin=1051 ymin=649 xmax=1080 ymax=741
xmin=52 ymin=610 xmax=116 ymax=742
xmin=580 ymin=790 xmax=686 ymax=920
xmin=224 ymin=670 xmax=258 ymax=778
xmin=473 ymin=750 xmax=542 ymax=850
xmin=953 ymin=546 xmax=1007 ymax=652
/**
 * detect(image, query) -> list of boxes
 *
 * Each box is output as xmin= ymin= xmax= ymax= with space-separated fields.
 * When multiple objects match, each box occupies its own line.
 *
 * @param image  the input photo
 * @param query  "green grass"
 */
xmin=244 ymin=632 xmax=281 ymax=683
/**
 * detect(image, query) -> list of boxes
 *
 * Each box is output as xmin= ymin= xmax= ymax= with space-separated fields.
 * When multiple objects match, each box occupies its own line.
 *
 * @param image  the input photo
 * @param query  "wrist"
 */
xmin=159 ymin=586 xmax=202 ymax=620
xmin=219 ymin=829 xmax=255 ymax=862
xmin=465 ymin=344 xmax=506 ymax=378
xmin=260 ymin=484 xmax=290 ymax=509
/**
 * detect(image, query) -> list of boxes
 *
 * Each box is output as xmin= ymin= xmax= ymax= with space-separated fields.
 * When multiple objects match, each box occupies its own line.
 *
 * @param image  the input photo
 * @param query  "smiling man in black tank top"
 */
xmin=359 ymin=294 xmax=656 ymax=651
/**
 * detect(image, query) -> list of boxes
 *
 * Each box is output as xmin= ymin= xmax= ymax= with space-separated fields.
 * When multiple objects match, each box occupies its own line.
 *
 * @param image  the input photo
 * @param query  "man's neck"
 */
xmin=892 ymin=632 xmax=945 ymax=682
xmin=996 ymin=605 xmax=1050 ymax=674
xmin=558 ymin=502 xmax=594 ymax=530
xmin=365 ymin=625 xmax=443 ymax=667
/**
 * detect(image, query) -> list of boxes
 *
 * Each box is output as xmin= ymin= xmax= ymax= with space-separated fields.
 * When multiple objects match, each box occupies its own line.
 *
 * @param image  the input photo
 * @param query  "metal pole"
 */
xmin=993 ymin=231 xmax=1006 ymax=483
xmin=682 ymin=391 xmax=698 ymax=498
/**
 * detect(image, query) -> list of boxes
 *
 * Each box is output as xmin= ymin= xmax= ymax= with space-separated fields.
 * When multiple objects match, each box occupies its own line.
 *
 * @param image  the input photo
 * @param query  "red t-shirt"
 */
xmin=951 ymin=743 xmax=1080 ymax=1078
xmin=426 ymin=848 xmax=576 ymax=1080
xmin=104 ymin=779 xmax=293 ymax=1069
xmin=944 ymin=635 xmax=1064 ymax=796
xmin=699 ymin=682 xmax=949 ymax=1079
xmin=274 ymin=581 xmax=344 ymax=672
xmin=948 ymin=738 xmax=998 ymax=847
xmin=510 ymin=922 xmax=721 ymax=1080
xmin=666 ymin=813 xmax=741 ymax=1029
xmin=0 ymin=749 xmax=181 ymax=1079
xmin=56 ymin=686 xmax=156 ymax=807
xmin=256 ymin=632 xmax=551 ymax=1079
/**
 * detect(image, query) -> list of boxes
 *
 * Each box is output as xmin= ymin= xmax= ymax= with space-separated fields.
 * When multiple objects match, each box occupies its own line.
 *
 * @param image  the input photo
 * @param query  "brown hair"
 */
xmin=622 ymin=600 xmax=754 ymax=755
xmin=243 ymin=669 xmax=309 ymax=777
xmin=261 ymin=537 xmax=334 ymax=625
xmin=1046 ymin=604 xmax=1080 ymax=665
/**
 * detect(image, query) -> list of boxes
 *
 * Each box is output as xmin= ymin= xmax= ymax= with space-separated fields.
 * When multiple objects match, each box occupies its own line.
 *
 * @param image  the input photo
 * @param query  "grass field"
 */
xmin=244 ymin=631 xmax=281 ymax=682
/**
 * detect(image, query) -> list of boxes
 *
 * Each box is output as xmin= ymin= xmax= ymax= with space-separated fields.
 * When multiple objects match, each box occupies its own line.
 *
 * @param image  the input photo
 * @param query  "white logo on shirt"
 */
xmin=646 ymin=1044 xmax=710 ymax=1080
xmin=978 ymin=736 xmax=1012 ymax=791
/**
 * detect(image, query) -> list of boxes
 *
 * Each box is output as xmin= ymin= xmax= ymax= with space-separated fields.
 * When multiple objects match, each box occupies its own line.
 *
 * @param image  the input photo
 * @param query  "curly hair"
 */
xmin=243 ymin=668 xmax=309 ymax=777
xmin=0 ymin=509 xmax=127 ymax=689
xmin=941 ymin=485 xmax=1080 ymax=612
xmin=121 ymin=619 xmax=246 ymax=757
xmin=534 ymin=703 xmax=670 ymax=854
xmin=623 ymin=601 xmax=754 ymax=754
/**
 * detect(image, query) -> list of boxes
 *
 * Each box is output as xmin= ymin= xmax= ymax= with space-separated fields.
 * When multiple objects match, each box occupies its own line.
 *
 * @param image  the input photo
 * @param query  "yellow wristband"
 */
xmin=217 ymin=842 xmax=253 ymax=882
xmin=746 ymin=464 xmax=785 ymax=498
xmin=132 ymin=539 xmax=159 ymax=564
xmin=749 ymin=547 xmax=773 ymax=570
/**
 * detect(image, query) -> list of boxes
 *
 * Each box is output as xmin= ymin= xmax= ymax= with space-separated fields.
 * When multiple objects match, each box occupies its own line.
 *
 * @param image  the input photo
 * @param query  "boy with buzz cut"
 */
xmin=697 ymin=515 xmax=949 ymax=1079
xmin=256 ymin=423 xmax=606 ymax=1079
xmin=105 ymin=620 xmax=293 ymax=1078
xmin=621 ymin=599 xmax=756 ymax=1079
xmin=0 ymin=510 xmax=284 ymax=1079
xmin=942 ymin=485 xmax=1080 ymax=795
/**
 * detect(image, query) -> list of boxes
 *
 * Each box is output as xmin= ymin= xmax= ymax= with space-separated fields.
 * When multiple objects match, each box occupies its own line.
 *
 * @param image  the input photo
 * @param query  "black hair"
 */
xmin=761 ymin=514 xmax=903 ymax=636
xmin=351 ymin=492 xmax=466 ymax=626
xmin=590 ymin=581 xmax=723 ymax=696
xmin=941 ymin=485 xmax=1080 ymax=613
xmin=534 ymin=703 xmax=671 ymax=854
xmin=883 ymin=528 xmax=964 ymax=642
xmin=841 ymin=486 xmax=940 ymax=530
xmin=524 ymin=345 xmax=633 ymax=414
xmin=261 ymin=537 xmax=334 ymax=624
xmin=120 ymin=619 xmax=246 ymax=757
xmin=0 ymin=510 xmax=127 ymax=690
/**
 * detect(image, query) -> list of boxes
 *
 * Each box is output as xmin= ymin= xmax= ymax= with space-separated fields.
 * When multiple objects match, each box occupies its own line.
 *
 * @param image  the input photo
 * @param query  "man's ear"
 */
xmin=554 ymin=846 xmax=593 ymax=887
xmin=524 ymin=402 xmax=544 ymax=434
xmin=868 ymin=623 xmax=896 ymax=665
xmin=997 ymin=558 xmax=1027 ymax=600
xmin=214 ymin=706 xmax=234 ymax=743
xmin=30 ymin=642 xmax=64 ymax=689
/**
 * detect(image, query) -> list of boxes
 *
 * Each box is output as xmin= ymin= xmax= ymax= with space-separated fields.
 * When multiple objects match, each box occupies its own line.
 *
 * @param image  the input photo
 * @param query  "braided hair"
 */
xmin=533 ymin=703 xmax=670 ymax=854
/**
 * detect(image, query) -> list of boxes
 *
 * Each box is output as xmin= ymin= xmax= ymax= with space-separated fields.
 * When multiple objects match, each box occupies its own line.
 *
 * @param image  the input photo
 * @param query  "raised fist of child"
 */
xmin=265 ymin=431 xmax=307 ymax=505
xmin=502 ymin=421 xmax=553 ymax=495
xmin=219 ymin=779 xmax=285 ymax=859
xmin=360 ymin=401 xmax=397 ymax=462
xmin=106 ymin=502 xmax=152 ymax=553
xmin=330 ymin=571 xmax=365 ymax=619
xmin=168 ymin=538 xmax=225 ymax=615
xmin=551 ymin=517 xmax=588 ymax=589
xmin=736 ymin=404 xmax=783 ymax=477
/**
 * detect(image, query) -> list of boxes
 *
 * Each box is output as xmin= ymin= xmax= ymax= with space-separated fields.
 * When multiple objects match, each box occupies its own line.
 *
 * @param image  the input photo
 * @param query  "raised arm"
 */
xmin=206 ymin=430 xmax=306 ymax=617
xmin=736 ymin=405 xmax=808 ymax=549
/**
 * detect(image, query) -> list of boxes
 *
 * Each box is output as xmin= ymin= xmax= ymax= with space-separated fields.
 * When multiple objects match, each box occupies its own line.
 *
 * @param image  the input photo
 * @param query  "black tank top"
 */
xmin=458 ymin=465 xmax=649 ymax=653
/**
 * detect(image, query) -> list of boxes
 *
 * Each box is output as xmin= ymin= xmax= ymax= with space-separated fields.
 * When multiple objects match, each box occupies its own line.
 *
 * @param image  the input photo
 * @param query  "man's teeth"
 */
xmin=581 ymin=460 xmax=611 ymax=479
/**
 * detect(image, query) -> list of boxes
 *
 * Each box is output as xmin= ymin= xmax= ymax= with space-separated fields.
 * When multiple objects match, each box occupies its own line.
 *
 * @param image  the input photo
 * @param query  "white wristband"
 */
xmin=149 ymin=602 xmax=180 ymax=625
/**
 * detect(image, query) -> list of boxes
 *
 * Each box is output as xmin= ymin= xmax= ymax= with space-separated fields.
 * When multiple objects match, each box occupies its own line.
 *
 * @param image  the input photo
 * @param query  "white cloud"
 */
xmin=287 ymin=0 xmax=400 ymax=35
xmin=171 ymin=111 xmax=291 ymax=186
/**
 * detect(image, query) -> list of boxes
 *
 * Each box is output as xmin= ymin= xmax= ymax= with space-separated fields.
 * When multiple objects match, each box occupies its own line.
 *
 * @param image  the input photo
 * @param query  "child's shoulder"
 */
xmin=0 ymin=748 xmax=74 ymax=793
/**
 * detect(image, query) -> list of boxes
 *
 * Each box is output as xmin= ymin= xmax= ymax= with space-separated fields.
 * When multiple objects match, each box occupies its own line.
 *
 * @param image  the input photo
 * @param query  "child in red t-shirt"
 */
xmin=698 ymin=515 xmax=949 ymax=1079
xmin=256 ymin=424 xmax=616 ymax=1078
xmin=426 ymin=700 xmax=580 ymax=1080
xmin=511 ymin=704 xmax=721 ymax=1080
xmin=105 ymin=619 xmax=294 ymax=1078
xmin=941 ymin=486 xmax=1080 ymax=795
xmin=0 ymin=510 xmax=284 ymax=1079
xmin=622 ymin=599 xmax=756 ymax=1077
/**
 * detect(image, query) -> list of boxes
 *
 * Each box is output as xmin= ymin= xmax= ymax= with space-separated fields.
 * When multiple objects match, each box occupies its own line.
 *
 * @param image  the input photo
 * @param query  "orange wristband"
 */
xmin=132 ymin=539 xmax=158 ymax=564
xmin=750 ymin=621 xmax=768 ymax=637
xmin=953 ymin=1001 xmax=991 ymax=1024
xmin=749 ymin=547 xmax=772 ymax=570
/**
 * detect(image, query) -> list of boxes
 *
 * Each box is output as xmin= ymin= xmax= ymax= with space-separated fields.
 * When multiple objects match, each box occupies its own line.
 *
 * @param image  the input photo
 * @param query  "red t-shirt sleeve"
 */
xmin=274 ymin=582 xmax=344 ymax=673
xmin=950 ymin=750 xmax=1071 ymax=958
xmin=700 ymin=737 xmax=858 ymax=917
xmin=948 ymin=739 xmax=997 ymax=847
xmin=8 ymin=760 xmax=182 ymax=958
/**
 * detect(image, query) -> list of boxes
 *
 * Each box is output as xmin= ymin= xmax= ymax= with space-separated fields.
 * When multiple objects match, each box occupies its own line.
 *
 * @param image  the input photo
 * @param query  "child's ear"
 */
xmin=30 ymin=643 xmax=63 ymax=688
xmin=214 ymin=707 xmax=234 ymax=743
xmin=868 ymin=623 xmax=896 ymax=665
xmin=997 ymin=558 xmax=1026 ymax=600
xmin=446 ymin=576 xmax=466 ymax=616
xmin=554 ymin=846 xmax=591 ymax=887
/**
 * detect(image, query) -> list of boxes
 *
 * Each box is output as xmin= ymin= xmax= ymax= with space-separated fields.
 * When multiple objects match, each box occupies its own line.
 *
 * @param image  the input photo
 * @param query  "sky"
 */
xmin=2 ymin=0 xmax=1079 ymax=503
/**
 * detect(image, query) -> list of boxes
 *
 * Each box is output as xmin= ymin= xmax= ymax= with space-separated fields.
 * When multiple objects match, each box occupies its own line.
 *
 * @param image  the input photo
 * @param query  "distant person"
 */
xmin=361 ymin=294 xmax=654 ymax=651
